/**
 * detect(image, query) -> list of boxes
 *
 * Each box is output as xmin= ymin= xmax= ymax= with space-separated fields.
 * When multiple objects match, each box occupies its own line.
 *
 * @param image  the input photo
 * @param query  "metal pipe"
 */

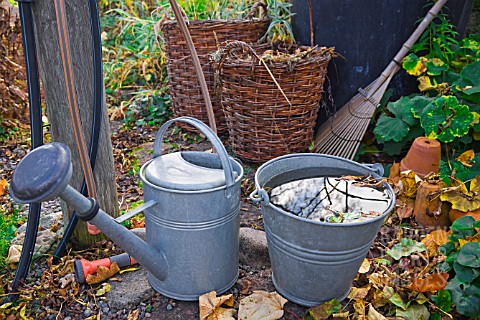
xmin=61 ymin=185 xmax=168 ymax=281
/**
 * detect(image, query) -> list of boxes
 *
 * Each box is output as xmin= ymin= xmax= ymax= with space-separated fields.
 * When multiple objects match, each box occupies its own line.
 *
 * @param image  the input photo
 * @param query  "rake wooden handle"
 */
xmin=370 ymin=0 xmax=448 ymax=96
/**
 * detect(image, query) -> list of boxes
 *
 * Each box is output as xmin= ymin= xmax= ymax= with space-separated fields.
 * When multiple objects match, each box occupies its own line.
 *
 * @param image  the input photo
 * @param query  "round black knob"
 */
xmin=10 ymin=142 xmax=72 ymax=203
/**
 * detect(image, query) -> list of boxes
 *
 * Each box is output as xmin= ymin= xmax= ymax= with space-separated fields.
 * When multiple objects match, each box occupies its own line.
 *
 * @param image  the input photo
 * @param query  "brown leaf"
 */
xmin=238 ymin=291 xmax=287 ymax=320
xmin=421 ymin=229 xmax=451 ymax=256
xmin=367 ymin=305 xmax=387 ymax=320
xmin=131 ymin=216 xmax=145 ymax=228
xmin=199 ymin=291 xmax=235 ymax=320
xmin=238 ymin=278 xmax=252 ymax=295
xmin=0 ymin=178 xmax=8 ymax=198
xmin=86 ymin=262 xmax=120 ymax=285
xmin=353 ymin=300 xmax=366 ymax=318
xmin=388 ymin=162 xmax=401 ymax=186
xmin=396 ymin=200 xmax=414 ymax=219
xmin=127 ymin=309 xmax=140 ymax=320
xmin=456 ymin=150 xmax=475 ymax=167
xmin=348 ymin=284 xmax=371 ymax=301
xmin=406 ymin=272 xmax=449 ymax=292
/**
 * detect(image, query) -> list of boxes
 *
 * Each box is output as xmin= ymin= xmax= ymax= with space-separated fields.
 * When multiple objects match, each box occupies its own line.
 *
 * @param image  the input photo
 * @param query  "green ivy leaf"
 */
xmin=420 ymin=96 xmax=474 ymax=143
xmin=374 ymin=97 xmax=419 ymax=142
xmin=453 ymin=261 xmax=480 ymax=283
xmin=453 ymin=61 xmax=480 ymax=104
xmin=445 ymin=277 xmax=480 ymax=318
xmin=456 ymin=242 xmax=480 ymax=268
xmin=395 ymin=303 xmax=430 ymax=320
xmin=386 ymin=238 xmax=427 ymax=260
xmin=431 ymin=290 xmax=452 ymax=312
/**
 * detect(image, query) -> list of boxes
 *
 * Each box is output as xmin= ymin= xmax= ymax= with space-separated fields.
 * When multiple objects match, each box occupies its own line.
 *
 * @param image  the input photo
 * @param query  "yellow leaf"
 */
xmin=459 ymin=239 xmax=468 ymax=247
xmin=0 ymin=178 xmax=8 ymax=198
xmin=19 ymin=304 xmax=27 ymax=320
xmin=358 ymin=258 xmax=371 ymax=274
xmin=440 ymin=177 xmax=480 ymax=211
xmin=238 ymin=291 xmax=287 ymax=320
xmin=418 ymin=76 xmax=435 ymax=92
xmin=421 ymin=229 xmax=451 ymax=256
xmin=95 ymin=283 xmax=111 ymax=296
xmin=456 ymin=150 xmax=475 ymax=167
xmin=86 ymin=262 xmax=120 ymax=285
xmin=127 ymin=309 xmax=139 ymax=320
xmin=367 ymin=305 xmax=387 ymax=320
xmin=353 ymin=300 xmax=366 ymax=318
xmin=199 ymin=291 xmax=235 ymax=320
xmin=348 ymin=284 xmax=371 ymax=300
xmin=400 ymin=170 xmax=420 ymax=198
xmin=119 ymin=267 xmax=139 ymax=274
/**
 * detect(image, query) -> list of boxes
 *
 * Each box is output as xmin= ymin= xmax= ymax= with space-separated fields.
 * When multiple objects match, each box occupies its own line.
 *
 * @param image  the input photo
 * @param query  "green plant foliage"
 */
xmin=431 ymin=290 xmax=452 ymax=313
xmin=439 ymin=216 xmax=480 ymax=318
xmin=386 ymin=238 xmax=427 ymax=260
xmin=453 ymin=60 xmax=480 ymax=104
xmin=439 ymin=155 xmax=480 ymax=186
xmin=420 ymin=96 xmax=474 ymax=143
xmin=374 ymin=97 xmax=420 ymax=143
xmin=0 ymin=205 xmax=24 ymax=268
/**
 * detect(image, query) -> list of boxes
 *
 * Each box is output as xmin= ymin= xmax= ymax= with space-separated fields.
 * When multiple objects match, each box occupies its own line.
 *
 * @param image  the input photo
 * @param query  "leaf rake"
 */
xmin=314 ymin=0 xmax=448 ymax=159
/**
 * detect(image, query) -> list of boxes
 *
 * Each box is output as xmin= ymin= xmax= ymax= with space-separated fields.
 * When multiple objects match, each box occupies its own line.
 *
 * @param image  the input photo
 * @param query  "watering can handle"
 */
xmin=153 ymin=117 xmax=236 ymax=190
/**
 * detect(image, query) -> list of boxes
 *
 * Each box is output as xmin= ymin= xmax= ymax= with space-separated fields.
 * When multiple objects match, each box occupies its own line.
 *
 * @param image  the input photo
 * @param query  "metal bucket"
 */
xmin=250 ymin=154 xmax=395 ymax=306
xmin=140 ymin=117 xmax=243 ymax=300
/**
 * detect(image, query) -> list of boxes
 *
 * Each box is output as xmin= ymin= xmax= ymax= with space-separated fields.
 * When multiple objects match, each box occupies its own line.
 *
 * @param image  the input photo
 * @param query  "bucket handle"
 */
xmin=153 ymin=117 xmax=236 ymax=196
xmin=249 ymin=189 xmax=269 ymax=205
xmin=363 ymin=163 xmax=384 ymax=177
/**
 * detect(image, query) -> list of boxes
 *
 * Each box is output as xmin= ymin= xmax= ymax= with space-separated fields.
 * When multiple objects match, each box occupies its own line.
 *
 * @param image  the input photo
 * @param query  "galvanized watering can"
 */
xmin=9 ymin=117 xmax=243 ymax=301
xmin=250 ymin=153 xmax=395 ymax=306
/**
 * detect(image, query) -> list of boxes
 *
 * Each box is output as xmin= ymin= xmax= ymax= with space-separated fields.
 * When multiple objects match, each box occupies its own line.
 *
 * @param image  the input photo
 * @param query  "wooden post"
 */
xmin=32 ymin=0 xmax=119 ymax=248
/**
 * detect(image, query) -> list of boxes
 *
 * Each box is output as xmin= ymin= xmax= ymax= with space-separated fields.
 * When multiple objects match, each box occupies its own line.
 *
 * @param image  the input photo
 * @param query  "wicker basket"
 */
xmin=160 ymin=2 xmax=270 ymax=134
xmin=214 ymin=41 xmax=333 ymax=163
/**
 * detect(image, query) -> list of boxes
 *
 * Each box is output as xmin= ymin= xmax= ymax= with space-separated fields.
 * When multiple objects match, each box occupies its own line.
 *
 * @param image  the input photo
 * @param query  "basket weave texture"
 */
xmin=160 ymin=4 xmax=270 ymax=134
xmin=215 ymin=42 xmax=333 ymax=163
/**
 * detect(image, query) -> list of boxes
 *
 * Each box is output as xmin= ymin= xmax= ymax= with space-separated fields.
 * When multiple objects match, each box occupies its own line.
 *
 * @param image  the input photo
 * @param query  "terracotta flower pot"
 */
xmin=400 ymin=137 xmax=441 ymax=179
xmin=449 ymin=208 xmax=480 ymax=223
xmin=413 ymin=181 xmax=451 ymax=230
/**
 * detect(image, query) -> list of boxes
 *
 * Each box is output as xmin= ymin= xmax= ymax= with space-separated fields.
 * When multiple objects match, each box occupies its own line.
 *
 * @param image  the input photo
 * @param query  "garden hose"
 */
xmin=5 ymin=0 xmax=43 ymax=303
xmin=6 ymin=0 xmax=104 ymax=301
xmin=169 ymin=0 xmax=217 ymax=134
xmin=52 ymin=0 xmax=104 ymax=264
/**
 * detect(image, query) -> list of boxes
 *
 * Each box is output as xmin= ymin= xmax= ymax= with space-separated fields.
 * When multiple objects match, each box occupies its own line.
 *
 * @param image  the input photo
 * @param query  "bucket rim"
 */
xmin=140 ymin=156 xmax=244 ymax=194
xmin=254 ymin=153 xmax=395 ymax=227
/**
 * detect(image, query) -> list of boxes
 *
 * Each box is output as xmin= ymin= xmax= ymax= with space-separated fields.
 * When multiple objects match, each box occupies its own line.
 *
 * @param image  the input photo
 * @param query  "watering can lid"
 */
xmin=144 ymin=152 xmax=227 ymax=191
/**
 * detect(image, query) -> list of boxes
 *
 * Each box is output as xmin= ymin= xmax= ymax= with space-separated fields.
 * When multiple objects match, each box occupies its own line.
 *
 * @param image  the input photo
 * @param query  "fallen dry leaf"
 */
xmin=396 ymin=200 xmax=414 ymax=219
xmin=59 ymin=273 xmax=75 ymax=288
xmin=358 ymin=258 xmax=371 ymax=274
xmin=353 ymin=299 xmax=366 ymax=318
xmin=6 ymin=244 xmax=22 ymax=264
xmin=127 ymin=309 xmax=140 ymax=320
xmin=199 ymin=291 xmax=235 ymax=320
xmin=86 ymin=262 xmax=120 ymax=285
xmin=421 ymin=229 xmax=451 ymax=256
xmin=0 ymin=178 xmax=8 ymax=198
xmin=95 ymin=283 xmax=111 ymax=296
xmin=131 ymin=216 xmax=145 ymax=228
xmin=367 ymin=305 xmax=387 ymax=320
xmin=348 ymin=284 xmax=371 ymax=300
xmin=407 ymin=273 xmax=449 ymax=292
xmin=388 ymin=162 xmax=401 ymax=187
xmin=456 ymin=149 xmax=475 ymax=167
xmin=238 ymin=291 xmax=287 ymax=320
xmin=238 ymin=278 xmax=252 ymax=295
xmin=400 ymin=170 xmax=420 ymax=198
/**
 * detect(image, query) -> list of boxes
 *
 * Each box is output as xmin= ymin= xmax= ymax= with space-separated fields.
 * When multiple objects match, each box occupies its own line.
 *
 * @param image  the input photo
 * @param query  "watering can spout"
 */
xmin=9 ymin=142 xmax=168 ymax=282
